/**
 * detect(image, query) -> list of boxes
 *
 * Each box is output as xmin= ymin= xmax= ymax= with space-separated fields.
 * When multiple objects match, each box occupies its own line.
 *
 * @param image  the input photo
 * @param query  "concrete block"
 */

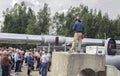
xmin=51 ymin=52 xmax=105 ymax=76
xmin=106 ymin=65 xmax=120 ymax=76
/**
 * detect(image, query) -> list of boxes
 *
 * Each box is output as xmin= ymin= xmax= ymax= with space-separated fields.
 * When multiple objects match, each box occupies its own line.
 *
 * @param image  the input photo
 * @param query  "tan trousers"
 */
xmin=70 ymin=32 xmax=82 ymax=52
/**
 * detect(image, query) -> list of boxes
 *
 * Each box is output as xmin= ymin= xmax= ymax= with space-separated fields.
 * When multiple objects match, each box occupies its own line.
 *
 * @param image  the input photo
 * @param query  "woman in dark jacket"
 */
xmin=1 ymin=52 xmax=10 ymax=76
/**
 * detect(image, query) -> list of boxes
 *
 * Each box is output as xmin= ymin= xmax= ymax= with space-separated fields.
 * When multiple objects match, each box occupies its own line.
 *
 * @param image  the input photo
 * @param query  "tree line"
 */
xmin=1 ymin=2 xmax=120 ymax=39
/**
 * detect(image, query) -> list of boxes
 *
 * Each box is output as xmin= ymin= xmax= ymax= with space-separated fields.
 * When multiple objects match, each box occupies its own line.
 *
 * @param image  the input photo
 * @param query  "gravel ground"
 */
xmin=11 ymin=64 xmax=51 ymax=76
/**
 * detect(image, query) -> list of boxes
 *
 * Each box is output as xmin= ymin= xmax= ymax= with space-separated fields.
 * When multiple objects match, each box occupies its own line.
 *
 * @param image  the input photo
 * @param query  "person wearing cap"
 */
xmin=69 ymin=18 xmax=84 ymax=53
xmin=14 ymin=49 xmax=21 ymax=73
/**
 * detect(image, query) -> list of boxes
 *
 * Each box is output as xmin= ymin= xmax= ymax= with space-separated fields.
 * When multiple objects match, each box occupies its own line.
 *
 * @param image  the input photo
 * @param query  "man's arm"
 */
xmin=82 ymin=25 xmax=85 ymax=34
xmin=72 ymin=24 xmax=76 ymax=31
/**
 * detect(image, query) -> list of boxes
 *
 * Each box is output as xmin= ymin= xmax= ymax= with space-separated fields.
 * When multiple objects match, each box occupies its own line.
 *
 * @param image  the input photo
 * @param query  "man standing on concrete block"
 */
xmin=69 ymin=18 xmax=84 ymax=53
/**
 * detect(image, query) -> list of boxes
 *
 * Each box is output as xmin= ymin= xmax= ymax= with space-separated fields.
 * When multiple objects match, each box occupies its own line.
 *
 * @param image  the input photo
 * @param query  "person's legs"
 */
xmin=31 ymin=65 xmax=34 ymax=70
xmin=77 ymin=33 xmax=82 ymax=52
xmin=69 ymin=33 xmax=78 ymax=53
xmin=25 ymin=57 xmax=27 ymax=64
xmin=6 ymin=66 xmax=9 ymax=76
xmin=44 ymin=63 xmax=48 ymax=76
xmin=12 ymin=59 xmax=15 ymax=70
xmin=27 ymin=64 xmax=31 ymax=76
xmin=36 ymin=58 xmax=40 ymax=70
xmin=39 ymin=63 xmax=41 ymax=74
xmin=48 ymin=62 xmax=51 ymax=71
xmin=42 ymin=63 xmax=48 ymax=76
xmin=15 ymin=61 xmax=19 ymax=72
xmin=41 ymin=63 xmax=45 ymax=76
xmin=18 ymin=60 xmax=22 ymax=71
xmin=0 ymin=65 xmax=2 ymax=76
xmin=2 ymin=65 xmax=9 ymax=76
xmin=9 ymin=64 xmax=13 ymax=76
xmin=2 ymin=66 xmax=5 ymax=76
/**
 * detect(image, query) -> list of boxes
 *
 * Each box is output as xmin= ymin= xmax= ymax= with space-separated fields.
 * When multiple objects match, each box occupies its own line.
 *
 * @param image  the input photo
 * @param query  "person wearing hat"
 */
xmin=14 ymin=49 xmax=21 ymax=74
xmin=69 ymin=18 xmax=84 ymax=53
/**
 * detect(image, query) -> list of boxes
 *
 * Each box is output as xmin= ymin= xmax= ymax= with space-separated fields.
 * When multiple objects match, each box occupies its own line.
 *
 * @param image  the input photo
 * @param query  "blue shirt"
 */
xmin=73 ymin=21 xmax=84 ymax=33
xmin=27 ymin=55 xmax=34 ymax=65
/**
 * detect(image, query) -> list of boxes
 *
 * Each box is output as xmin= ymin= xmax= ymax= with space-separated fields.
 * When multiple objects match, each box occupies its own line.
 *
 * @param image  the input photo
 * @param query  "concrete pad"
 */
xmin=51 ymin=52 xmax=105 ymax=76
xmin=106 ymin=65 xmax=120 ymax=76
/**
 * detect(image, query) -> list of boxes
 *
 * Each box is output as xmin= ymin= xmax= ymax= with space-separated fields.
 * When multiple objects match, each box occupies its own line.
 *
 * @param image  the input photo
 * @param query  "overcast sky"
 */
xmin=0 ymin=0 xmax=120 ymax=21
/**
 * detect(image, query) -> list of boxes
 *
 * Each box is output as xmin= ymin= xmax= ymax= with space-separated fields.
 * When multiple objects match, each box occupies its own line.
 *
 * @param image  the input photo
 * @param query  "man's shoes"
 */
xmin=68 ymin=50 xmax=74 ymax=53
xmin=39 ymin=71 xmax=41 ymax=74
xmin=14 ymin=72 xmax=19 ymax=76
xmin=19 ymin=70 xmax=22 ymax=72
xmin=48 ymin=69 xmax=51 ymax=72
xmin=77 ymin=51 xmax=80 ymax=53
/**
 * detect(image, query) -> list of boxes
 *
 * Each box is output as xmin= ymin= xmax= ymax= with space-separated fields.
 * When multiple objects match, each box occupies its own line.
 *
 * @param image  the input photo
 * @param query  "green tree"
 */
xmin=2 ymin=2 xmax=28 ymax=34
xmin=62 ymin=7 xmax=79 ymax=36
xmin=62 ymin=5 xmax=89 ymax=37
xmin=2 ymin=8 xmax=12 ymax=32
xmin=113 ymin=17 xmax=120 ymax=39
xmin=2 ymin=2 xmax=120 ymax=40
xmin=26 ymin=7 xmax=39 ymax=34
xmin=37 ymin=3 xmax=51 ymax=35
xmin=52 ymin=12 xmax=65 ymax=35
xmin=97 ymin=14 xmax=109 ymax=38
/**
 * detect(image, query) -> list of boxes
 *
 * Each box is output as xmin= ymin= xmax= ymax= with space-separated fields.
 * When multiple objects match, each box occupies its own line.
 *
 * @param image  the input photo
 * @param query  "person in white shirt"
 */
xmin=41 ymin=50 xmax=49 ymax=76
xmin=24 ymin=50 xmax=29 ymax=64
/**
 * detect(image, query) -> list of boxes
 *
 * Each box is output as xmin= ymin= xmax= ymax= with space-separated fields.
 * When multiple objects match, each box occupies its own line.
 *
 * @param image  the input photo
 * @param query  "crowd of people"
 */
xmin=0 ymin=47 xmax=52 ymax=76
